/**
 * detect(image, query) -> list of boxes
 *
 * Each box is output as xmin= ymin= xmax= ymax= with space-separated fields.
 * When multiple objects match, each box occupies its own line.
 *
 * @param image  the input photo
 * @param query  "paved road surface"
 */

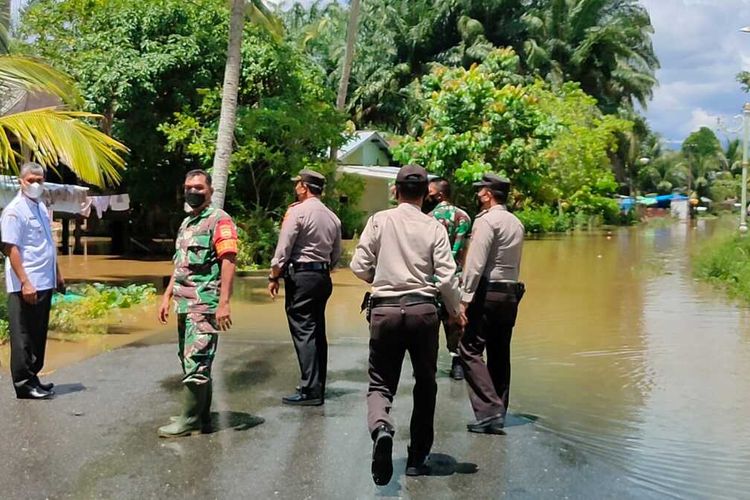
xmin=0 ymin=334 xmax=655 ymax=499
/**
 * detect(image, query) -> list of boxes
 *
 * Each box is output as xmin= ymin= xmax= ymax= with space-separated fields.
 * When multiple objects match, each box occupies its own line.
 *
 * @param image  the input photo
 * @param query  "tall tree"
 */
xmin=211 ymin=0 xmax=246 ymax=209
xmin=681 ymin=127 xmax=724 ymax=195
xmin=329 ymin=0 xmax=360 ymax=162
xmin=211 ymin=0 xmax=282 ymax=209
xmin=522 ymin=0 xmax=659 ymax=113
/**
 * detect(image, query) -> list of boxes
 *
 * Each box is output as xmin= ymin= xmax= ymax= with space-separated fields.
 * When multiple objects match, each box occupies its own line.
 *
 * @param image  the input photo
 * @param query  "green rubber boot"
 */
xmin=158 ymin=383 xmax=208 ymax=438
xmin=169 ymin=382 xmax=212 ymax=432
xmin=201 ymin=382 xmax=213 ymax=432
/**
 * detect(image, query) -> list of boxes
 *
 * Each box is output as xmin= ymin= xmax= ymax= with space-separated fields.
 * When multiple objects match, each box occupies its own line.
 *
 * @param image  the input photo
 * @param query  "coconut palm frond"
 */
xmin=0 ymin=55 xmax=82 ymax=105
xmin=0 ymin=107 xmax=127 ymax=187
xmin=248 ymin=0 xmax=284 ymax=42
xmin=1 ymin=16 xmax=9 ymax=55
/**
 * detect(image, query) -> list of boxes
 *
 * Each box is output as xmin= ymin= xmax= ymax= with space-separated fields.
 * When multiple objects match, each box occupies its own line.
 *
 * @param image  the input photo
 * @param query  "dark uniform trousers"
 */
xmin=367 ymin=302 xmax=440 ymax=458
xmin=459 ymin=282 xmax=522 ymax=420
xmin=8 ymin=289 xmax=53 ymax=390
xmin=284 ymin=270 xmax=333 ymax=395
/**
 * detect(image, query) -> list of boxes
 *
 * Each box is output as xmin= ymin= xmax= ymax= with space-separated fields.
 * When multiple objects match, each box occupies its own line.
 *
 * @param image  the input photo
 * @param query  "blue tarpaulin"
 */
xmin=618 ymin=194 xmax=688 ymax=211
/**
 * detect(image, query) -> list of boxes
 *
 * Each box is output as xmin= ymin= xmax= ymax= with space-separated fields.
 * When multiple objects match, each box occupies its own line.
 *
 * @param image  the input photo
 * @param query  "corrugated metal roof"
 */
xmin=338 ymin=130 xmax=392 ymax=162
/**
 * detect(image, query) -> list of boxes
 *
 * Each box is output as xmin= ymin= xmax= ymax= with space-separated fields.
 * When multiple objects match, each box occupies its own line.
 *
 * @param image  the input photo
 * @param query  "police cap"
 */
xmin=292 ymin=169 xmax=326 ymax=190
xmin=396 ymin=164 xmax=428 ymax=184
xmin=473 ymin=173 xmax=510 ymax=193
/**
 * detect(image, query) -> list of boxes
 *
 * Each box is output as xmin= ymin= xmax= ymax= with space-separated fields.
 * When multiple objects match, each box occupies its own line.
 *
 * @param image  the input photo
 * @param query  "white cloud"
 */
xmin=686 ymin=108 xmax=726 ymax=133
xmin=640 ymin=0 xmax=750 ymax=144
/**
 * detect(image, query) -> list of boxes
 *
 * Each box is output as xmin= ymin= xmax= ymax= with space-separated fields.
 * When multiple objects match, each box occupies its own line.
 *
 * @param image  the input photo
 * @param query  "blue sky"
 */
xmin=12 ymin=0 xmax=750 ymax=146
xmin=641 ymin=0 xmax=750 ymax=146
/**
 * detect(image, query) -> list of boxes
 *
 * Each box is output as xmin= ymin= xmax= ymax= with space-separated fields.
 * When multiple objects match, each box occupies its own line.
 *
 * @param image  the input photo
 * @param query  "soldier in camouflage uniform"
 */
xmin=425 ymin=177 xmax=472 ymax=380
xmin=157 ymin=169 xmax=238 ymax=438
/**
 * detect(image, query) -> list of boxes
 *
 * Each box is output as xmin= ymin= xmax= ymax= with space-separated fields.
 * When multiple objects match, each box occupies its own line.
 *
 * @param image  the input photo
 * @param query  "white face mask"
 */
xmin=23 ymin=182 xmax=44 ymax=200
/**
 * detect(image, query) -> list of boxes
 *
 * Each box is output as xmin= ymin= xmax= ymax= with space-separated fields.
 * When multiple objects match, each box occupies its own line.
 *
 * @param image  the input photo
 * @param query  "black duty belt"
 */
xmin=291 ymin=262 xmax=330 ymax=272
xmin=371 ymin=294 xmax=437 ymax=308
xmin=486 ymin=281 xmax=525 ymax=295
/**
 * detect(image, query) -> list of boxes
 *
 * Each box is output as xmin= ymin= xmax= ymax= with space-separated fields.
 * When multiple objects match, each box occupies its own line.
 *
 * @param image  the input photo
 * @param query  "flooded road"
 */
xmin=2 ymin=222 xmax=749 ymax=497
xmin=513 ymin=220 xmax=750 ymax=498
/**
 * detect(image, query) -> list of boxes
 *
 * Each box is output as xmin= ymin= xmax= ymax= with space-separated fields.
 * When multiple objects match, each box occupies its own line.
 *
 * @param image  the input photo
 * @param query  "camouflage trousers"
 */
xmin=177 ymin=313 xmax=219 ymax=385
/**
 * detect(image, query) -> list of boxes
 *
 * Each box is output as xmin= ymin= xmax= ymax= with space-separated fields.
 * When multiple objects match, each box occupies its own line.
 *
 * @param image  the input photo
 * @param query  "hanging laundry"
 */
xmin=109 ymin=193 xmax=131 ymax=211
xmin=89 ymin=196 xmax=111 ymax=218
xmin=79 ymin=197 xmax=93 ymax=218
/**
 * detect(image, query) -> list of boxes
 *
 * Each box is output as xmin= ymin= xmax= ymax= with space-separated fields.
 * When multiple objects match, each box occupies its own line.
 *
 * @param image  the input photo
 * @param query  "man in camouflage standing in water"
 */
xmin=157 ymin=169 xmax=238 ymax=438
xmin=424 ymin=177 xmax=472 ymax=380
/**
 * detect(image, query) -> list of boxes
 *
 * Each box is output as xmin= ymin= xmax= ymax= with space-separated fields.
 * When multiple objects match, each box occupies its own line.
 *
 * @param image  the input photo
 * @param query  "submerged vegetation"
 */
xmin=0 ymin=283 xmax=156 ymax=343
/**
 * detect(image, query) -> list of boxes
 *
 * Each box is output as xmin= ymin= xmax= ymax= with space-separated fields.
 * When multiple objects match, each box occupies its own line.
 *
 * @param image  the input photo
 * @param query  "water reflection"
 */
xmin=515 ymin=221 xmax=750 ymax=498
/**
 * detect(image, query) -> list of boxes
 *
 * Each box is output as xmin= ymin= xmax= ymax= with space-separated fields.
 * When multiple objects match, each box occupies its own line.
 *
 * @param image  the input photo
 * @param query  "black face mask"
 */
xmin=185 ymin=189 xmax=207 ymax=208
xmin=423 ymin=196 xmax=438 ymax=213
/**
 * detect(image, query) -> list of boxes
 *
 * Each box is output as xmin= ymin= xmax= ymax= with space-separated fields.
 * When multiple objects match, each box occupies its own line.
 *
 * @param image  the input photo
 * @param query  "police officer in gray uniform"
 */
xmin=459 ymin=173 xmax=525 ymax=434
xmin=268 ymin=169 xmax=342 ymax=406
xmin=350 ymin=165 xmax=463 ymax=486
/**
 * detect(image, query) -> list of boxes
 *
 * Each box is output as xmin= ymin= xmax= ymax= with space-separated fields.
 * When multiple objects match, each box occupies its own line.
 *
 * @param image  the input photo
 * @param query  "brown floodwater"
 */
xmin=2 ymin=222 xmax=749 ymax=497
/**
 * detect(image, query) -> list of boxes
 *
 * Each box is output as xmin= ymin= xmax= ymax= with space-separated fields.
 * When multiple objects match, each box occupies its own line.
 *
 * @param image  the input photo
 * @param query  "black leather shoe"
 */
xmin=282 ymin=390 xmax=323 ymax=406
xmin=406 ymin=447 xmax=431 ymax=476
xmin=16 ymin=385 xmax=54 ymax=400
xmin=450 ymin=358 xmax=464 ymax=380
xmin=37 ymin=381 xmax=54 ymax=391
xmin=467 ymin=415 xmax=505 ymax=435
xmin=371 ymin=425 xmax=393 ymax=486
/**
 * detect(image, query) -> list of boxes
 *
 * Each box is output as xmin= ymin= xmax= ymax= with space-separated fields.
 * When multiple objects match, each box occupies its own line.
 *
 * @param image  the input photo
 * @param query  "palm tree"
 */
xmin=725 ymin=138 xmax=742 ymax=174
xmin=522 ymin=0 xmax=659 ymax=113
xmin=211 ymin=0 xmax=282 ymax=209
xmin=637 ymin=152 xmax=688 ymax=195
xmin=0 ymin=21 xmax=126 ymax=187
xmin=328 ymin=0 xmax=361 ymax=162
xmin=1 ymin=1 xmax=8 ymax=30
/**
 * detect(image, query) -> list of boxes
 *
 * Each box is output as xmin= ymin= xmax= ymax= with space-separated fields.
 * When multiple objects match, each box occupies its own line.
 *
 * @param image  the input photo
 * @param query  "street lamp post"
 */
xmin=741 ymin=103 xmax=750 ymax=233
xmin=739 ymin=26 xmax=750 ymax=232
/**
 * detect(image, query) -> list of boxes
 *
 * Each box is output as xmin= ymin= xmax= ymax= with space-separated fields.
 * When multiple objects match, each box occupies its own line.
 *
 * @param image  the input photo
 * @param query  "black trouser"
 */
xmin=284 ymin=270 xmax=333 ymax=396
xmin=8 ymin=289 xmax=53 ymax=391
xmin=459 ymin=283 xmax=522 ymax=420
xmin=367 ymin=302 xmax=440 ymax=459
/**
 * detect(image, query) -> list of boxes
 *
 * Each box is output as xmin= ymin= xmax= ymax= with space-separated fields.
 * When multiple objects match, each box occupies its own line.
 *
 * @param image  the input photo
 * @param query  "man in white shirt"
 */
xmin=1 ymin=162 xmax=64 ymax=399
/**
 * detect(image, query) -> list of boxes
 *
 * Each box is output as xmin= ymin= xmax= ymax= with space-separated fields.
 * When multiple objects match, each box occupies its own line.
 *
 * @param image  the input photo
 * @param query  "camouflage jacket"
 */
xmin=430 ymin=201 xmax=471 ymax=268
xmin=173 ymin=206 xmax=238 ymax=314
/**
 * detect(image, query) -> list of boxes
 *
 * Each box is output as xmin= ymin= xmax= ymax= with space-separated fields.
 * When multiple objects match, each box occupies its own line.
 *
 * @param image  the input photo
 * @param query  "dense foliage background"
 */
xmin=13 ymin=0 xmax=743 ymax=260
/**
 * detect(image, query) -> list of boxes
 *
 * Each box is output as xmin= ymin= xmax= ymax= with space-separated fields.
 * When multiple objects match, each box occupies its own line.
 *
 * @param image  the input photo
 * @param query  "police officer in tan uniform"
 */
xmin=268 ymin=169 xmax=342 ymax=406
xmin=350 ymin=165 xmax=464 ymax=486
xmin=459 ymin=174 xmax=524 ymax=434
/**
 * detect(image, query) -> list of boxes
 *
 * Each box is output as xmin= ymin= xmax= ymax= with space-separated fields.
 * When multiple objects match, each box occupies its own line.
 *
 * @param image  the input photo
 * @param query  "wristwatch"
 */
xmin=268 ymin=274 xmax=279 ymax=282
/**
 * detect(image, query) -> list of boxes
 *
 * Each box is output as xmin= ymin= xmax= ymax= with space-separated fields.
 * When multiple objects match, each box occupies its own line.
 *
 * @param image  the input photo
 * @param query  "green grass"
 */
xmin=693 ymin=233 xmax=750 ymax=301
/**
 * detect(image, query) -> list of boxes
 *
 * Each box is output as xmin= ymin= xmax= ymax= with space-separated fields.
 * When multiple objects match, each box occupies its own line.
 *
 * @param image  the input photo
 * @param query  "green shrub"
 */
xmin=515 ymin=206 xmax=572 ymax=233
xmin=0 ymin=319 xmax=8 ymax=344
xmin=235 ymin=209 xmax=281 ymax=270
xmin=694 ymin=233 xmax=750 ymax=301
